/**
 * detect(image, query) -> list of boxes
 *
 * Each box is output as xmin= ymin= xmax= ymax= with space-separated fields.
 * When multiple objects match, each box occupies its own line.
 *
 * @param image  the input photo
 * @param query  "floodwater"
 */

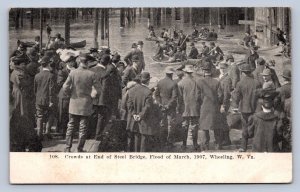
xmin=9 ymin=14 xmax=287 ymax=82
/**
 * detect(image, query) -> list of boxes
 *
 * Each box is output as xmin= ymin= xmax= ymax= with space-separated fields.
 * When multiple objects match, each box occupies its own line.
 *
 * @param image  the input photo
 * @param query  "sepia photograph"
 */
xmin=8 ymin=7 xmax=292 ymax=183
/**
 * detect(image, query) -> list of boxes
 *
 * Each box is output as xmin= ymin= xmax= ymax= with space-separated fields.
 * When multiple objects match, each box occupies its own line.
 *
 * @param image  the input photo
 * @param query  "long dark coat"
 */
xmin=228 ymin=63 xmax=240 ymax=88
xmin=177 ymin=75 xmax=201 ymax=117
xmin=10 ymin=66 xmax=32 ymax=117
xmin=122 ymin=66 xmax=138 ymax=86
xmin=232 ymin=75 xmax=261 ymax=113
xmin=197 ymin=76 xmax=222 ymax=130
xmin=248 ymin=111 xmax=282 ymax=152
xmin=89 ymin=64 xmax=108 ymax=106
xmin=127 ymin=84 xmax=158 ymax=136
xmin=155 ymin=76 xmax=178 ymax=111
xmin=218 ymin=73 xmax=233 ymax=112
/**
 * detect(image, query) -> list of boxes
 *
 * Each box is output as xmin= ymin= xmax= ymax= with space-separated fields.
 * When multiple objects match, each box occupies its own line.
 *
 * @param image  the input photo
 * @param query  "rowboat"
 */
xmin=150 ymin=56 xmax=201 ymax=66
xmin=145 ymin=37 xmax=164 ymax=42
xmin=22 ymin=40 xmax=87 ymax=49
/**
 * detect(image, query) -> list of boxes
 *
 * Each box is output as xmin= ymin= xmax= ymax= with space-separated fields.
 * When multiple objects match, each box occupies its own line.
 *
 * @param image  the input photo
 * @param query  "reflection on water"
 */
xmin=9 ymin=15 xmax=246 ymax=80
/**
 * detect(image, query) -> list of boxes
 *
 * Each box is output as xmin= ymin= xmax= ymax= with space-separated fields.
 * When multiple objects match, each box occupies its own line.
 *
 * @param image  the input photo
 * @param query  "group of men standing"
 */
xmin=9 ymin=26 xmax=291 ymax=153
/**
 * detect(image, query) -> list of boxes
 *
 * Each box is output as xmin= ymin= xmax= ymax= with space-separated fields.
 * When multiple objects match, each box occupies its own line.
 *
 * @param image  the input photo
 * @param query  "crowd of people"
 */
xmin=9 ymin=25 xmax=291 ymax=153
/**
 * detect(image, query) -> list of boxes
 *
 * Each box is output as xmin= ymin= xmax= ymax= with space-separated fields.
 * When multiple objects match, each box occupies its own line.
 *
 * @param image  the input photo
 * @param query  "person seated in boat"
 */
xmin=148 ymin=27 xmax=156 ymax=39
xmin=52 ymin=33 xmax=66 ymax=50
xmin=208 ymin=42 xmax=224 ymax=62
xmin=191 ymin=27 xmax=199 ymax=39
xmin=206 ymin=29 xmax=217 ymax=40
xmin=163 ymin=28 xmax=170 ymax=40
xmin=161 ymin=39 xmax=173 ymax=55
xmin=188 ymin=42 xmax=199 ymax=59
xmin=199 ymin=27 xmax=207 ymax=38
xmin=167 ymin=47 xmax=187 ymax=63
xmin=153 ymin=41 xmax=164 ymax=61
xmin=198 ymin=42 xmax=210 ymax=58
xmin=243 ymin=32 xmax=253 ymax=47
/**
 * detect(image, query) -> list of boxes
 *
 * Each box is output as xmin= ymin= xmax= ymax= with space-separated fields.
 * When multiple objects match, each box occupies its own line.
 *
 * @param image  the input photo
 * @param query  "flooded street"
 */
xmin=9 ymin=15 xmax=256 ymax=81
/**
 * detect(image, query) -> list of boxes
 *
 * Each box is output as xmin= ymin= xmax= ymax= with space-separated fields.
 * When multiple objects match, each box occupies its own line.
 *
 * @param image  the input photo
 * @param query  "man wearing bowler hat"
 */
xmin=122 ymin=55 xmax=140 ymax=86
xmin=226 ymin=54 xmax=240 ymax=88
xmin=137 ymin=41 xmax=145 ymax=73
xmin=127 ymin=72 xmax=154 ymax=152
xmin=155 ymin=66 xmax=178 ymax=148
xmin=34 ymin=56 xmax=57 ymax=139
xmin=197 ymin=60 xmax=223 ymax=150
xmin=232 ymin=63 xmax=261 ymax=152
xmin=188 ymin=42 xmax=199 ymax=59
xmin=177 ymin=65 xmax=201 ymax=151
xmin=63 ymin=53 xmax=99 ymax=152
xmin=245 ymin=45 xmax=259 ymax=70
xmin=124 ymin=43 xmax=140 ymax=67
xmin=218 ymin=62 xmax=233 ymax=146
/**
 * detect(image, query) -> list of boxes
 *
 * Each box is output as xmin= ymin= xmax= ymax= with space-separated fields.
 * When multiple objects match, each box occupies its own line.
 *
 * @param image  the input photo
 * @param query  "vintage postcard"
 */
xmin=9 ymin=7 xmax=292 ymax=183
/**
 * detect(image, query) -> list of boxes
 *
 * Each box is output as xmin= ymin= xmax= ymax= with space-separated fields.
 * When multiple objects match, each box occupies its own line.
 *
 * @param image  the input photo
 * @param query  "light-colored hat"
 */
xmin=261 ymin=68 xmax=272 ymax=76
xmin=183 ymin=65 xmax=194 ymax=73
xmin=164 ymin=66 xmax=175 ymax=74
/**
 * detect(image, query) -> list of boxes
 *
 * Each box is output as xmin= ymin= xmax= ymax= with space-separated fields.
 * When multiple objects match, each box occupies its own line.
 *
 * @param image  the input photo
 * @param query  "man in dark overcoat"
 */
xmin=226 ymin=54 xmax=240 ymax=88
xmin=248 ymin=90 xmax=282 ymax=152
xmin=127 ymin=72 xmax=155 ymax=152
xmin=89 ymin=55 xmax=110 ymax=140
xmin=63 ymin=53 xmax=98 ymax=152
xmin=232 ymin=63 xmax=261 ymax=152
xmin=124 ymin=43 xmax=140 ymax=66
xmin=177 ymin=65 xmax=202 ymax=151
xmin=57 ymin=61 xmax=76 ymax=136
xmin=105 ymin=55 xmax=122 ymax=119
xmin=217 ymin=62 xmax=233 ymax=146
xmin=245 ymin=46 xmax=259 ymax=70
xmin=34 ymin=56 xmax=57 ymax=139
xmin=199 ymin=42 xmax=210 ymax=58
xmin=137 ymin=41 xmax=146 ymax=73
xmin=197 ymin=60 xmax=223 ymax=150
xmin=276 ymin=69 xmax=291 ymax=152
xmin=155 ymin=66 xmax=178 ymax=147
xmin=122 ymin=55 xmax=139 ymax=86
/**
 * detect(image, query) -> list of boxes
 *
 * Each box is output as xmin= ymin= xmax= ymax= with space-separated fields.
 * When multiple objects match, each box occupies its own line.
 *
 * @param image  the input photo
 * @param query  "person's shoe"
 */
xmin=222 ymin=140 xmax=232 ymax=146
xmin=181 ymin=145 xmax=187 ymax=151
xmin=77 ymin=148 xmax=86 ymax=152
xmin=215 ymin=144 xmax=223 ymax=150
xmin=194 ymin=144 xmax=201 ymax=152
xmin=203 ymin=144 xmax=209 ymax=151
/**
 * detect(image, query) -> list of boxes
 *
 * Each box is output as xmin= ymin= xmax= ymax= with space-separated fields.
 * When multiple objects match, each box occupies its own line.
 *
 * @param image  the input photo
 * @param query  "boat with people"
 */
xmin=22 ymin=39 xmax=87 ymax=49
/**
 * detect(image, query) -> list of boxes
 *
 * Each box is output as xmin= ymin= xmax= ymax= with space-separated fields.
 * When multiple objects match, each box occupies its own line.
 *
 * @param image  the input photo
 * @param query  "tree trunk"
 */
xmin=93 ymin=8 xmax=99 ymax=49
xmin=100 ymin=9 xmax=105 ymax=40
xmin=120 ymin=8 xmax=125 ymax=27
xmin=30 ymin=9 xmax=34 ymax=29
xmin=40 ymin=9 xmax=43 ymax=52
xmin=64 ymin=8 xmax=70 ymax=46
